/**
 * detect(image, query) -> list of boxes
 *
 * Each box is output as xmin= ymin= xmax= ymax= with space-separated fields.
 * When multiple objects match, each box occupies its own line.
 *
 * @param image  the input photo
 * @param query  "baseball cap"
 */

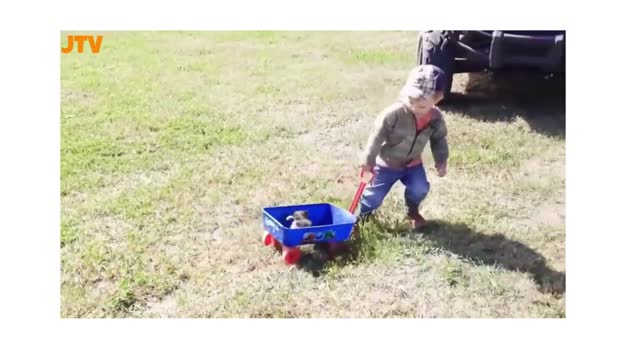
xmin=402 ymin=64 xmax=446 ymax=99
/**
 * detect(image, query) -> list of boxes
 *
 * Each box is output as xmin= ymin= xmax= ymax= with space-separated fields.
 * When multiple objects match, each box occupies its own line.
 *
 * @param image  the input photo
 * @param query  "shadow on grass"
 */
xmin=441 ymin=72 xmax=565 ymax=138
xmin=414 ymin=219 xmax=564 ymax=295
xmin=296 ymin=249 xmax=333 ymax=278
xmin=297 ymin=217 xmax=565 ymax=296
xmin=295 ymin=216 xmax=406 ymax=277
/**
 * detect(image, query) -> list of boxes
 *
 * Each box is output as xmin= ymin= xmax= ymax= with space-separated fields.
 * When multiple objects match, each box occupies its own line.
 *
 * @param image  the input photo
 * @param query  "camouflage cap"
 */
xmin=402 ymin=64 xmax=446 ymax=99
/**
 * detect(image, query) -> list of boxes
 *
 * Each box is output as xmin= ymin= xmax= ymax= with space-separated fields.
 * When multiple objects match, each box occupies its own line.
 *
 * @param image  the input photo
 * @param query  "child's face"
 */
xmin=409 ymin=93 xmax=444 ymax=117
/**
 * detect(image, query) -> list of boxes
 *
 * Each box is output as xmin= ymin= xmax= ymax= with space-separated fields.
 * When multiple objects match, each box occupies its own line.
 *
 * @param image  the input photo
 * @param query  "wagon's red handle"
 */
xmin=348 ymin=169 xmax=373 ymax=214
xmin=348 ymin=181 xmax=366 ymax=214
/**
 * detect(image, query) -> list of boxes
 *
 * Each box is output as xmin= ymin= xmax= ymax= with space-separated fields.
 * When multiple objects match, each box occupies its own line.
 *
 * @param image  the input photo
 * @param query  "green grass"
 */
xmin=441 ymin=258 xmax=469 ymax=287
xmin=341 ymin=48 xmax=410 ymax=65
xmin=61 ymin=31 xmax=565 ymax=318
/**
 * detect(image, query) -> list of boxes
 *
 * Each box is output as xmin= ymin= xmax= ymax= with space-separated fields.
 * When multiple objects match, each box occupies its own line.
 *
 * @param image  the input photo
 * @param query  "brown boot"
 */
xmin=406 ymin=208 xmax=428 ymax=229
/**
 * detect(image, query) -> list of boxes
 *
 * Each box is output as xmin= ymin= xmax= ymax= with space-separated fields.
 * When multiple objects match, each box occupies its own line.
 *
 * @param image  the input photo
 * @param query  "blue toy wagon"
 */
xmin=261 ymin=202 xmax=358 ymax=265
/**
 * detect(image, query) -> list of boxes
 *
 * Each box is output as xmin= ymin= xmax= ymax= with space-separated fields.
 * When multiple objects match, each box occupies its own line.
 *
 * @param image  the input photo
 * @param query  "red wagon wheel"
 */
xmin=282 ymin=246 xmax=301 ymax=265
xmin=262 ymin=231 xmax=274 ymax=246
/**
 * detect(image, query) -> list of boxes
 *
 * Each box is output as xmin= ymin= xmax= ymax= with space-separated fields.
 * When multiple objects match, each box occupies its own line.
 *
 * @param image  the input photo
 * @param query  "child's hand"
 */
xmin=360 ymin=165 xmax=375 ymax=183
xmin=436 ymin=161 xmax=447 ymax=177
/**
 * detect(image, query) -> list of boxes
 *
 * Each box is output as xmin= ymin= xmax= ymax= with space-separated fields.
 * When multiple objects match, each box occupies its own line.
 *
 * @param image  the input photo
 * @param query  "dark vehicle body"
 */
xmin=417 ymin=30 xmax=566 ymax=97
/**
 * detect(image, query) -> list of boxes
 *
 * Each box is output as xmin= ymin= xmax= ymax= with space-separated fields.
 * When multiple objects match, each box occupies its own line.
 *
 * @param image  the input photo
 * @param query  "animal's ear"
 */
xmin=302 ymin=210 xmax=309 ymax=217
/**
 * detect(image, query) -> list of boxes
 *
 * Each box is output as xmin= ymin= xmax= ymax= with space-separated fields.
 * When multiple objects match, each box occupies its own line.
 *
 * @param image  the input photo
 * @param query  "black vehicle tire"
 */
xmin=417 ymin=31 xmax=455 ymax=99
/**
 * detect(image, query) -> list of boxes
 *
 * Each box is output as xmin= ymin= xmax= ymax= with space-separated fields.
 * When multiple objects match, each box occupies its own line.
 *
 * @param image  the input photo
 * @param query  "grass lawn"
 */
xmin=61 ymin=31 xmax=565 ymax=317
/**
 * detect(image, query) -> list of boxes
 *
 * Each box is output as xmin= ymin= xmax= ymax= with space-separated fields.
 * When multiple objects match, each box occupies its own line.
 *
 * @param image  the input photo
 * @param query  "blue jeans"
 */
xmin=359 ymin=164 xmax=430 ymax=216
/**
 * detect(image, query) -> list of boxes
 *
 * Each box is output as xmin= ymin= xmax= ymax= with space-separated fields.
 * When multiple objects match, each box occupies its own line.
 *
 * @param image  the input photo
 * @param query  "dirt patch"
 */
xmin=521 ymin=156 xmax=565 ymax=181
xmin=83 ymin=215 xmax=135 ymax=251
xmin=145 ymin=293 xmax=178 ymax=317
xmin=90 ymin=279 xmax=114 ymax=299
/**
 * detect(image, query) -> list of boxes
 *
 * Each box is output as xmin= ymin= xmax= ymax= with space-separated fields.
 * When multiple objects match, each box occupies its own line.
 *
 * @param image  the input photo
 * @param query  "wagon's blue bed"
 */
xmin=261 ymin=202 xmax=357 ymax=265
